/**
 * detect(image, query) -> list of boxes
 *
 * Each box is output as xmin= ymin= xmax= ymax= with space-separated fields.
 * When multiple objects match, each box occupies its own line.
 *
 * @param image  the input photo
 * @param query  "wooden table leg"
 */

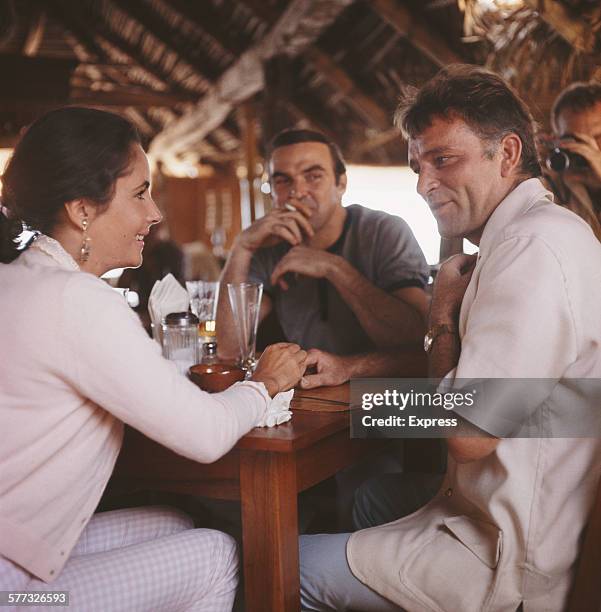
xmin=240 ymin=450 xmax=300 ymax=612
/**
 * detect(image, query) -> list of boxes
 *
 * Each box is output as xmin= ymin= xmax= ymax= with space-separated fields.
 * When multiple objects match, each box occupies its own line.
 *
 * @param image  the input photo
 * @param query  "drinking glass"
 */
xmin=186 ymin=281 xmax=220 ymax=341
xmin=227 ymin=282 xmax=263 ymax=373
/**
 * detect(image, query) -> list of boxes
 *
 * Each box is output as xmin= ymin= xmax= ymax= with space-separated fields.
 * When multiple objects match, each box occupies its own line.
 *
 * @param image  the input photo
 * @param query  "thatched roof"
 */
xmin=0 ymin=0 xmax=600 ymax=174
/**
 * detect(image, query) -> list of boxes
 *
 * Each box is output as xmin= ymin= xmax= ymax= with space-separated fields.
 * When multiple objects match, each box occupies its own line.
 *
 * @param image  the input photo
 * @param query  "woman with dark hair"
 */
xmin=0 ymin=107 xmax=306 ymax=610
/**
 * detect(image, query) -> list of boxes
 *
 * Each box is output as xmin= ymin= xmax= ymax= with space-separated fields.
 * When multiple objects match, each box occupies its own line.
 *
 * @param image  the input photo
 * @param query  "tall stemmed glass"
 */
xmin=227 ymin=282 xmax=263 ymax=374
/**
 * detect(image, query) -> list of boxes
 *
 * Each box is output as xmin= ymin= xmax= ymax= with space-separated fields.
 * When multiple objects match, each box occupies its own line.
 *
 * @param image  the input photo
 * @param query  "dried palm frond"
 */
xmin=457 ymin=0 xmax=601 ymax=122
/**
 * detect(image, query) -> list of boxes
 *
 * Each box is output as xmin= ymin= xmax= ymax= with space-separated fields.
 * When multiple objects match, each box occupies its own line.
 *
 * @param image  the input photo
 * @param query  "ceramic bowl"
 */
xmin=189 ymin=363 xmax=245 ymax=393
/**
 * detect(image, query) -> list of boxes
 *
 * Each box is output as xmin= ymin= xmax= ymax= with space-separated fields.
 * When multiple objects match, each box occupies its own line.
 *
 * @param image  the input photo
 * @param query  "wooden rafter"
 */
xmin=244 ymin=0 xmax=393 ymax=136
xmin=114 ymin=0 xmax=241 ymax=146
xmin=284 ymin=98 xmax=339 ymax=143
xmin=45 ymin=2 xmax=107 ymax=61
xmin=165 ymin=0 xmax=251 ymax=57
xmin=69 ymin=87 xmax=192 ymax=108
xmin=304 ymin=48 xmax=391 ymax=130
xmin=370 ymin=0 xmax=462 ymax=67
xmin=23 ymin=9 xmax=47 ymax=56
xmin=522 ymin=0 xmax=596 ymax=53
xmin=148 ymin=0 xmax=355 ymax=169
xmin=262 ymin=54 xmax=339 ymax=143
xmin=50 ymin=0 xmax=193 ymax=97
xmin=348 ymin=127 xmax=402 ymax=159
xmin=239 ymin=0 xmax=284 ymax=27
xmin=115 ymin=0 xmax=221 ymax=81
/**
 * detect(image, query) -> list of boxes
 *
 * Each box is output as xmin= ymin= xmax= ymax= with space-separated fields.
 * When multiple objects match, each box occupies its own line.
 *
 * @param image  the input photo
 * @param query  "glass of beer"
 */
xmin=186 ymin=280 xmax=220 ymax=343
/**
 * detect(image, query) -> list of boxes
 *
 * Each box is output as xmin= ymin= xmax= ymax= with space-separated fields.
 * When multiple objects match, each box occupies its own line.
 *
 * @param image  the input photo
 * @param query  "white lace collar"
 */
xmin=29 ymin=234 xmax=80 ymax=271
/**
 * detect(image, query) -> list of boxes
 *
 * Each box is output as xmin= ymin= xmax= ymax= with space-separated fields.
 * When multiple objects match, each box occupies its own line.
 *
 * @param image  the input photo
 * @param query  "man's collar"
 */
xmin=478 ymin=178 xmax=554 ymax=258
xmin=326 ymin=206 xmax=353 ymax=254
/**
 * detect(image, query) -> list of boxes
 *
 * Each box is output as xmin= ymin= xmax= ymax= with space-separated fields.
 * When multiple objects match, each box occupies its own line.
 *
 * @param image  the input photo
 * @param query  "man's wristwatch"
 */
xmin=424 ymin=323 xmax=457 ymax=354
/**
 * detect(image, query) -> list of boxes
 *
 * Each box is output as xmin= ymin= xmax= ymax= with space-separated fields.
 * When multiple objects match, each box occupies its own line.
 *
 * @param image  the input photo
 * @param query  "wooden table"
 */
xmin=108 ymin=388 xmax=384 ymax=612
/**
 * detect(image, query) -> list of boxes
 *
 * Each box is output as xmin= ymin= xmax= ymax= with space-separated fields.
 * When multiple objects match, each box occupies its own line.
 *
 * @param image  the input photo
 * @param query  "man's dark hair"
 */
xmin=395 ymin=64 xmax=541 ymax=178
xmin=268 ymin=128 xmax=346 ymax=184
xmin=551 ymin=81 xmax=601 ymax=133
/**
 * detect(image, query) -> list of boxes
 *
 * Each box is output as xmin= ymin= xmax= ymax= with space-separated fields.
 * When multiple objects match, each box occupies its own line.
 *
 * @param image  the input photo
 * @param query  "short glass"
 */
xmin=186 ymin=280 xmax=220 ymax=341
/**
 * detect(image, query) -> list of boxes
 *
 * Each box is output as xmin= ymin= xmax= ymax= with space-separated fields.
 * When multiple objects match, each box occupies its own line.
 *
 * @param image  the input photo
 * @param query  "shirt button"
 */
xmin=445 ymin=487 xmax=453 ymax=497
xmin=50 ymin=570 xmax=55 ymax=575
xmin=60 ymin=551 xmax=65 ymax=556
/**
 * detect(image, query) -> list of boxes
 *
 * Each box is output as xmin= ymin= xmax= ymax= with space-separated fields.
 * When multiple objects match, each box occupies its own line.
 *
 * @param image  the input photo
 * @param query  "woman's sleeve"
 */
xmin=58 ymin=274 xmax=268 ymax=463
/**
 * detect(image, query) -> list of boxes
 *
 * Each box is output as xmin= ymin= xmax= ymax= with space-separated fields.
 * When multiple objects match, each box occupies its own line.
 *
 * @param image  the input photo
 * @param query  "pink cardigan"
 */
xmin=0 ymin=236 xmax=268 ymax=582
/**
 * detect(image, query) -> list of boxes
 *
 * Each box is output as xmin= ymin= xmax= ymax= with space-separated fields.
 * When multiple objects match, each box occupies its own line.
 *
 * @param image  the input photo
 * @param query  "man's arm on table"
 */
xmin=270 ymin=247 xmax=428 ymax=347
xmin=428 ymin=254 xmax=499 ymax=464
xmin=329 ymin=258 xmax=428 ymax=346
xmin=301 ymin=345 xmax=428 ymax=389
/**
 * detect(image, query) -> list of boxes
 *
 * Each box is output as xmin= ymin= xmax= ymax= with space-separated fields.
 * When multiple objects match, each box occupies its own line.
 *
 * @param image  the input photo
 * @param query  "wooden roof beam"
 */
xmin=165 ymin=0 xmax=251 ymax=57
xmin=148 ymin=0 xmax=354 ymax=169
xmin=243 ymin=0 xmax=391 ymax=132
xmin=45 ymin=1 xmax=108 ymax=61
xmin=522 ymin=0 xmax=596 ymax=53
xmin=23 ymin=8 xmax=47 ymax=56
xmin=283 ymin=97 xmax=339 ymax=143
xmin=370 ymin=0 xmax=462 ymax=67
xmin=304 ymin=48 xmax=391 ymax=131
xmin=115 ymin=0 xmax=241 ymax=149
xmin=115 ymin=0 xmax=221 ymax=81
xmin=69 ymin=87 xmax=192 ymax=108
xmin=50 ymin=0 xmax=193 ymax=97
xmin=348 ymin=127 xmax=402 ymax=159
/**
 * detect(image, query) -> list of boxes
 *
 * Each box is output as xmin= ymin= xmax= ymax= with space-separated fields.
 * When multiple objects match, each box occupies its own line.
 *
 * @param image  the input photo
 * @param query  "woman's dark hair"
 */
xmin=0 ymin=106 xmax=141 ymax=262
xmin=395 ymin=64 xmax=541 ymax=178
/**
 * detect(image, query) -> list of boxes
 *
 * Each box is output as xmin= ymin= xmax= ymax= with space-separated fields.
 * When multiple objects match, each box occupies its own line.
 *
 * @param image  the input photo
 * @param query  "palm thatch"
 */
xmin=459 ymin=0 xmax=601 ymax=123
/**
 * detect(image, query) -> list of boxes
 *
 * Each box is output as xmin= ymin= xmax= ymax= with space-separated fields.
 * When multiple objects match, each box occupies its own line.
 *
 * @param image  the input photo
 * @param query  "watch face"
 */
xmin=424 ymin=332 xmax=433 ymax=353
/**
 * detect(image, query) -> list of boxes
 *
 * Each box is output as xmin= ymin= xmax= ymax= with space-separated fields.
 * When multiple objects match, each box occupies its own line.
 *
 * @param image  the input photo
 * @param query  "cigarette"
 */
xmin=284 ymin=202 xmax=297 ymax=211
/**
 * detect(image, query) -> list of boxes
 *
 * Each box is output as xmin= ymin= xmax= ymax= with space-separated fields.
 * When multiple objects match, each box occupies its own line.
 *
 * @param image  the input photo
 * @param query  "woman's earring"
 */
xmin=79 ymin=217 xmax=91 ymax=263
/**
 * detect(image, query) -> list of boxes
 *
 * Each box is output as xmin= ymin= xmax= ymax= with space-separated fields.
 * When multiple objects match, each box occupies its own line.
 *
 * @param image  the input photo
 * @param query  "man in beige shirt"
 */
xmin=300 ymin=65 xmax=601 ymax=611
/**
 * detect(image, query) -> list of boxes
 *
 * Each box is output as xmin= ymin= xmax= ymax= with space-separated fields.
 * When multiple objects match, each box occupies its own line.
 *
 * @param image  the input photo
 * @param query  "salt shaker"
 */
xmin=161 ymin=312 xmax=200 ymax=375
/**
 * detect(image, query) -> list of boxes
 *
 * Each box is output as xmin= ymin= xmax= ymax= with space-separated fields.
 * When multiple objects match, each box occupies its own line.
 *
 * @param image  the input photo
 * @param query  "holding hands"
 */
xmin=251 ymin=342 xmax=307 ymax=397
xmin=300 ymin=349 xmax=351 ymax=389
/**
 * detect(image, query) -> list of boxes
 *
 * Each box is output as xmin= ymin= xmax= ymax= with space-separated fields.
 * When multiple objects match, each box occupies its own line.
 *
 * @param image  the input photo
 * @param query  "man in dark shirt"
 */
xmin=217 ymin=128 xmax=430 ymax=387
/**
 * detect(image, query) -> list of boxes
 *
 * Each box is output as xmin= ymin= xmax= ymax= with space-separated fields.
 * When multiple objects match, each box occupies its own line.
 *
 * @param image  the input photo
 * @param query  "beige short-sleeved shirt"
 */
xmin=348 ymin=179 xmax=601 ymax=612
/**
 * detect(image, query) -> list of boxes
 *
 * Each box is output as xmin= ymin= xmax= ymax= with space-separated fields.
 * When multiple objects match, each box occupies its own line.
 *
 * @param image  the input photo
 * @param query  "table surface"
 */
xmin=108 ymin=383 xmax=384 ymax=612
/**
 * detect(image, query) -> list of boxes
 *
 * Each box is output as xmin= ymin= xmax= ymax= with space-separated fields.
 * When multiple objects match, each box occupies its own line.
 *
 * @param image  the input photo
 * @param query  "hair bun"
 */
xmin=0 ymin=207 xmax=24 ymax=263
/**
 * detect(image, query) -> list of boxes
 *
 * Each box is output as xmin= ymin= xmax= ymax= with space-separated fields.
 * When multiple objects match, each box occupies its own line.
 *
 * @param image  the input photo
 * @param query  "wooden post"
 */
xmin=243 ymin=102 xmax=258 ymax=224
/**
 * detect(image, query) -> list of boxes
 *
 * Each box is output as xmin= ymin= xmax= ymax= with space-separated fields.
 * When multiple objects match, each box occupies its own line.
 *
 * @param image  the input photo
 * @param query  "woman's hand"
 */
xmin=251 ymin=343 xmax=307 ymax=397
